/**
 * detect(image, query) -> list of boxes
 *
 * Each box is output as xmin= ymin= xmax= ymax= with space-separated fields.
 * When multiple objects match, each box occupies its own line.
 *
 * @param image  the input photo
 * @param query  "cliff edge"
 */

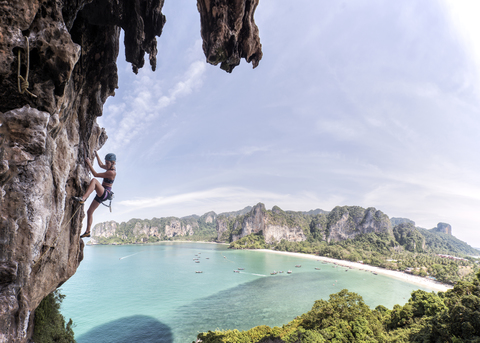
xmin=0 ymin=1 xmax=262 ymax=342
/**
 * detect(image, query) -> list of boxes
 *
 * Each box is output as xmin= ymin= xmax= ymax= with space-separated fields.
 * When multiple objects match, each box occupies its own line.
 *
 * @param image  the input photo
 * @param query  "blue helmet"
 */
xmin=105 ymin=153 xmax=116 ymax=162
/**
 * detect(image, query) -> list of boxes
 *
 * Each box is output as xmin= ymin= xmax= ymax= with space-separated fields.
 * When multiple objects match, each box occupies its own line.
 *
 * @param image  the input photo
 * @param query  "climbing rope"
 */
xmin=32 ymin=203 xmax=82 ymax=269
xmin=17 ymin=36 xmax=37 ymax=98
xmin=101 ymin=200 xmax=113 ymax=212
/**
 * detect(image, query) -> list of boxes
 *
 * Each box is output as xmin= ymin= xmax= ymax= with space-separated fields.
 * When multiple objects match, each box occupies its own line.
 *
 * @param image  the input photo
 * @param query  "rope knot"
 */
xmin=17 ymin=36 xmax=37 ymax=98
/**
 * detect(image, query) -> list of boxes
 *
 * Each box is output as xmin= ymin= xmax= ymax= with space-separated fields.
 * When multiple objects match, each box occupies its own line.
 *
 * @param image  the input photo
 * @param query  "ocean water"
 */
xmin=60 ymin=242 xmax=431 ymax=343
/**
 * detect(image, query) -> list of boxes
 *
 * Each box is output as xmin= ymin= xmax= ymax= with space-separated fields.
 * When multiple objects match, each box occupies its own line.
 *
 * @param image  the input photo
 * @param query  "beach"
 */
xmin=256 ymin=249 xmax=453 ymax=292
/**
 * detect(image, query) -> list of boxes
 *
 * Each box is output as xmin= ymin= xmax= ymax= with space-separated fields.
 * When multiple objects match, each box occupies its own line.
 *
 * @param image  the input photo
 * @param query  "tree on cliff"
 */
xmin=33 ymin=290 xmax=75 ymax=343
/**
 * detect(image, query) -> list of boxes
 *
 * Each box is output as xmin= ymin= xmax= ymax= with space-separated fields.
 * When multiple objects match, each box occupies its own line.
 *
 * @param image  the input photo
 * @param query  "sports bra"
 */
xmin=103 ymin=168 xmax=116 ymax=184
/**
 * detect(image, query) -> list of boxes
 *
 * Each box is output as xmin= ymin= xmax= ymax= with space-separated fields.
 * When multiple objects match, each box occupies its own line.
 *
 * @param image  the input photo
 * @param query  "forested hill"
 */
xmin=91 ymin=203 xmax=478 ymax=257
xmin=196 ymin=272 xmax=480 ymax=342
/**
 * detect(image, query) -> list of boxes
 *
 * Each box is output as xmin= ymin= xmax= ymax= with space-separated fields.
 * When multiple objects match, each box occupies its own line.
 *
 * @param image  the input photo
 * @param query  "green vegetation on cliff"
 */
xmin=33 ymin=290 xmax=75 ymax=343
xmin=230 ymin=230 xmax=478 ymax=284
xmin=92 ymin=214 xmax=217 ymax=244
xmin=196 ymin=272 xmax=480 ymax=343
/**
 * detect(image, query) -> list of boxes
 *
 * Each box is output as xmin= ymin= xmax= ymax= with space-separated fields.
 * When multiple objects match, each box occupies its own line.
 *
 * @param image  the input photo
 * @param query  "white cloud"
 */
xmin=102 ymin=59 xmax=206 ymax=151
xmin=441 ymin=0 xmax=480 ymax=95
xmin=115 ymin=186 xmax=343 ymax=218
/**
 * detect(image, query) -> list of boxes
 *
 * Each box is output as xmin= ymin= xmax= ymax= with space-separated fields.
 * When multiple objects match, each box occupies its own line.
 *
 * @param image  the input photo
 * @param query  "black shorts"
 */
xmin=94 ymin=189 xmax=111 ymax=204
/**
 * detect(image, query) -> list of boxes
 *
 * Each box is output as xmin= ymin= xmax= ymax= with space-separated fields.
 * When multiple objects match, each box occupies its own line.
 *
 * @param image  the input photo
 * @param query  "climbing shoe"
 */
xmin=73 ymin=196 xmax=85 ymax=204
xmin=80 ymin=232 xmax=91 ymax=238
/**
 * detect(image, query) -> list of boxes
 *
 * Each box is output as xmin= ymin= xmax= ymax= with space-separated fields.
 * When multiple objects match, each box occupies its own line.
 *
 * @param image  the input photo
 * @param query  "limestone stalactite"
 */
xmin=0 ymin=0 xmax=262 ymax=341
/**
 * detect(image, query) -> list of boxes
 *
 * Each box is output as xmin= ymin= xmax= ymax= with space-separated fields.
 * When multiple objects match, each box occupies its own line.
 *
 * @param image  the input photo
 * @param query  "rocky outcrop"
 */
xmin=197 ymin=0 xmax=262 ymax=72
xmin=326 ymin=206 xmax=392 ymax=243
xmin=220 ymin=204 xmax=308 ymax=244
xmin=431 ymin=222 xmax=452 ymax=235
xmin=164 ymin=220 xmax=194 ymax=238
xmin=0 ymin=0 xmax=262 ymax=341
xmin=92 ymin=221 xmax=118 ymax=239
xmin=264 ymin=225 xmax=306 ymax=244
xmin=221 ymin=205 xmax=392 ymax=245
xmin=90 ymin=216 xmax=209 ymax=244
xmin=216 ymin=218 xmax=230 ymax=241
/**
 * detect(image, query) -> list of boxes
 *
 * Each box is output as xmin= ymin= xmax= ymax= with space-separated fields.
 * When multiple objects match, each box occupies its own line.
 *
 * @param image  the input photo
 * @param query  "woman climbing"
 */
xmin=74 ymin=152 xmax=116 ymax=238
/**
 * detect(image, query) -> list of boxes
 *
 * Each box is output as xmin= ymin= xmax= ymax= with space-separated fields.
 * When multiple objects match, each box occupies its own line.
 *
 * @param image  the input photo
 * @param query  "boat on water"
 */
xmin=233 ymin=270 xmax=240 ymax=273
xmin=195 ymin=271 xmax=203 ymax=273
xmin=287 ymin=270 xmax=292 ymax=274
xmin=195 ymin=261 xmax=200 ymax=263
xmin=295 ymin=265 xmax=301 ymax=268
xmin=315 ymin=268 xmax=321 ymax=270
xmin=238 ymin=268 xmax=244 ymax=270
xmin=270 ymin=271 xmax=278 ymax=275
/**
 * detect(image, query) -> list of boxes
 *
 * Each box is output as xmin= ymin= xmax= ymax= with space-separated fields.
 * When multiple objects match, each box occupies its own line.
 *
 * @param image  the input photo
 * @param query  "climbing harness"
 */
xmin=32 ymin=203 xmax=82 ymax=269
xmin=17 ymin=36 xmax=37 ymax=98
xmin=100 ymin=191 xmax=115 ymax=212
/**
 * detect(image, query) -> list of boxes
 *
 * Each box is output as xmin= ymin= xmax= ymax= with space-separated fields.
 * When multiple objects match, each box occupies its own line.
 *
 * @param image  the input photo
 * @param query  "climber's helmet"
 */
xmin=105 ymin=153 xmax=116 ymax=162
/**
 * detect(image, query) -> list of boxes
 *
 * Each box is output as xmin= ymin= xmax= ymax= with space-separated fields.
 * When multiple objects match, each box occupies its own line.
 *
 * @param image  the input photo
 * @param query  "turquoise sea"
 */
xmin=60 ymin=242 xmax=432 ymax=343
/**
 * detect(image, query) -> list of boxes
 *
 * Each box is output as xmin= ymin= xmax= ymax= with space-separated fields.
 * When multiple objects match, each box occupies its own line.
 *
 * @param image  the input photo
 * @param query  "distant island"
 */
xmin=91 ymin=203 xmax=479 ymax=284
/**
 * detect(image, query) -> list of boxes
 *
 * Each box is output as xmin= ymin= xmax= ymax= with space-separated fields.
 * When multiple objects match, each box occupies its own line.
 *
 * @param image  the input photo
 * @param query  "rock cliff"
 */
xmin=325 ymin=206 xmax=393 ymax=243
xmin=217 ymin=204 xmax=392 ymax=244
xmin=430 ymin=222 xmax=452 ymax=235
xmin=0 ymin=0 xmax=262 ymax=341
xmin=90 ymin=216 xmax=207 ymax=244
xmin=217 ymin=204 xmax=310 ymax=244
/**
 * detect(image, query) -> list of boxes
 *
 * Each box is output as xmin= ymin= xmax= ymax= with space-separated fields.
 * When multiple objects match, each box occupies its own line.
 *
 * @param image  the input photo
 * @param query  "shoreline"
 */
xmin=255 ymin=249 xmax=453 ymax=293
xmin=86 ymin=240 xmax=452 ymax=292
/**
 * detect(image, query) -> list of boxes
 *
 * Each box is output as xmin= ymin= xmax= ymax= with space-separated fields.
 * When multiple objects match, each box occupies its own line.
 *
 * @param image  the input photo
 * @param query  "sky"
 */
xmin=90 ymin=0 xmax=480 ymax=247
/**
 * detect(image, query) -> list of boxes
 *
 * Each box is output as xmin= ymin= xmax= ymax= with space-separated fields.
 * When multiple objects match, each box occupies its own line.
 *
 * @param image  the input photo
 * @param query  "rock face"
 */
xmin=433 ymin=222 xmax=452 ymax=235
xmin=326 ymin=206 xmax=393 ymax=243
xmin=197 ymin=0 xmax=262 ymax=72
xmin=164 ymin=220 xmax=194 ymax=238
xmin=219 ymin=204 xmax=392 ymax=245
xmin=92 ymin=221 xmax=120 ymax=239
xmin=0 ymin=0 xmax=262 ymax=341
xmin=218 ymin=203 xmax=308 ymax=244
xmin=90 ymin=216 xmax=207 ymax=244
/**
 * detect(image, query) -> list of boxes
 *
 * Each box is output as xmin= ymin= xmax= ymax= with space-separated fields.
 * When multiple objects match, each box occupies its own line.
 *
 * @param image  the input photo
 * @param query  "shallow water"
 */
xmin=60 ymin=242 xmax=431 ymax=343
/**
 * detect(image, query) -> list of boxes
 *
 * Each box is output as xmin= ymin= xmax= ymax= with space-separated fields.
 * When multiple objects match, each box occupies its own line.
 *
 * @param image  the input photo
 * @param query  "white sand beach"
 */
xmin=256 ymin=249 xmax=453 ymax=292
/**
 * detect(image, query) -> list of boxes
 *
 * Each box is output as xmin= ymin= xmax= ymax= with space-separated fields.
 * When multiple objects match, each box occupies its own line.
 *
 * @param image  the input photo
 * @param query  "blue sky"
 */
xmin=91 ymin=0 xmax=480 ymax=247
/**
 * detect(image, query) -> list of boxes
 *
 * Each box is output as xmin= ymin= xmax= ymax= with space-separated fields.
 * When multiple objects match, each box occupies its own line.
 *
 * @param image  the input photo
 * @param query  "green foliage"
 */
xmin=33 ymin=290 xmax=75 ymax=343
xmin=417 ymin=228 xmax=479 ymax=256
xmin=393 ymin=223 xmax=425 ymax=253
xmin=230 ymin=233 xmax=267 ymax=249
xmin=196 ymin=326 xmax=277 ymax=343
xmin=263 ymin=230 xmax=477 ymax=284
xmin=265 ymin=207 xmax=312 ymax=237
xmin=92 ymin=215 xmax=218 ymax=244
xmin=300 ymin=289 xmax=385 ymax=342
xmin=197 ymin=278 xmax=480 ymax=343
